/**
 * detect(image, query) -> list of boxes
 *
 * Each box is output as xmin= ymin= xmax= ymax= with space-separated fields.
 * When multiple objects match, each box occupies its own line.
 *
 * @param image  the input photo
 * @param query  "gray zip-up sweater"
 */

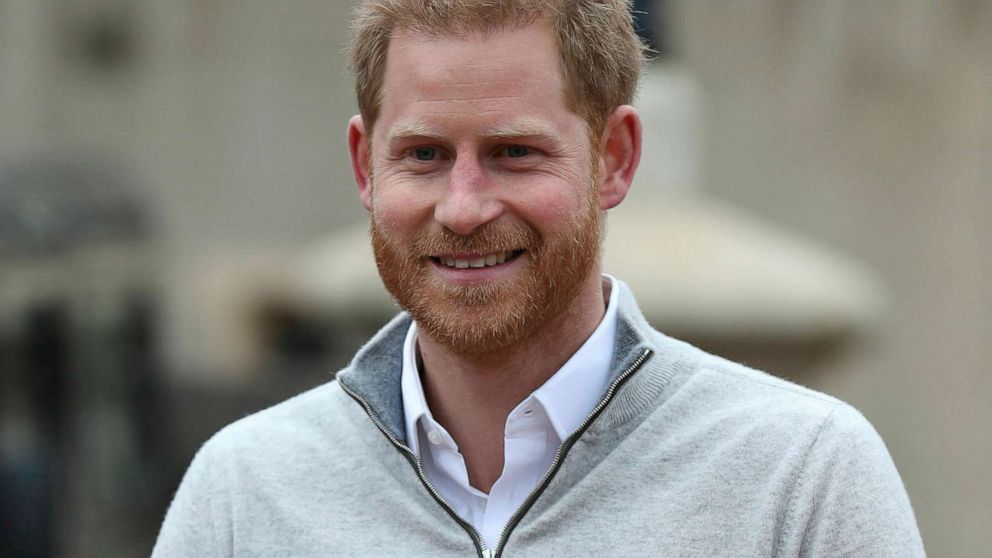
xmin=153 ymin=284 xmax=924 ymax=557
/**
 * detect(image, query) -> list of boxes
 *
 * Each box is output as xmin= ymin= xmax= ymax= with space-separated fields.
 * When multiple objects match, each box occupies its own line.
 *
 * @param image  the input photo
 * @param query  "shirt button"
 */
xmin=427 ymin=429 xmax=445 ymax=445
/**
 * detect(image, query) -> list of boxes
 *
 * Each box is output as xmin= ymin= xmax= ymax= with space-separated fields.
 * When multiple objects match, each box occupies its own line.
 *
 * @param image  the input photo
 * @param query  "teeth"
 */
xmin=439 ymin=250 xmax=516 ymax=269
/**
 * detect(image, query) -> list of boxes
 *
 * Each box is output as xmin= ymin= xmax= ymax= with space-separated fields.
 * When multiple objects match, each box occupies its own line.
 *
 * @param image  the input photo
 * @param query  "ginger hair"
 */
xmin=350 ymin=0 xmax=646 ymax=140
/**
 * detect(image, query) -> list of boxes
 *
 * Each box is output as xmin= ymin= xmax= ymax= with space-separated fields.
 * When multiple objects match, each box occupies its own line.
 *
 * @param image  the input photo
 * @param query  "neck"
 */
xmin=416 ymin=272 xmax=609 ymax=492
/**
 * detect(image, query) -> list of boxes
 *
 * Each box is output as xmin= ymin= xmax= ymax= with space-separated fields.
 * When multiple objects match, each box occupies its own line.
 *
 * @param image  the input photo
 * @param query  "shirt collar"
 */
xmin=401 ymin=320 xmax=431 ymax=453
xmin=531 ymin=274 xmax=619 ymax=439
xmin=400 ymin=274 xmax=621 ymax=452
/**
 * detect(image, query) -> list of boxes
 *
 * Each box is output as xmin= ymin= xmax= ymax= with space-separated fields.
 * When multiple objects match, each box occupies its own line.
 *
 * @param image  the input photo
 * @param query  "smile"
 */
xmin=431 ymin=249 xmax=524 ymax=269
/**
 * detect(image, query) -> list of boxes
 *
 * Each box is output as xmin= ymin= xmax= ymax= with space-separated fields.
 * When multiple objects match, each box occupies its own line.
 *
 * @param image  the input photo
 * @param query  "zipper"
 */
xmin=341 ymin=346 xmax=653 ymax=558
xmin=339 ymin=380 xmax=491 ymax=558
xmin=491 ymin=347 xmax=653 ymax=557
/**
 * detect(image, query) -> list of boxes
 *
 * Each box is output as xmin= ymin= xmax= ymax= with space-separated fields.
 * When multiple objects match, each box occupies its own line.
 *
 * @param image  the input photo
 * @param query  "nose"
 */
xmin=433 ymin=157 xmax=502 ymax=236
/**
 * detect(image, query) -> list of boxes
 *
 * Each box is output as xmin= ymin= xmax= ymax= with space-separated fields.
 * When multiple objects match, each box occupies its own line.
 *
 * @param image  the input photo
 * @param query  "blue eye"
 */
xmin=506 ymin=145 xmax=530 ymax=158
xmin=413 ymin=147 xmax=437 ymax=161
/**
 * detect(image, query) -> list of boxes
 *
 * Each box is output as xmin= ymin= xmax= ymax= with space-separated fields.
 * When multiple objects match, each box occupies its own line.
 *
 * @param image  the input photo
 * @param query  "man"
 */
xmin=154 ymin=1 xmax=924 ymax=556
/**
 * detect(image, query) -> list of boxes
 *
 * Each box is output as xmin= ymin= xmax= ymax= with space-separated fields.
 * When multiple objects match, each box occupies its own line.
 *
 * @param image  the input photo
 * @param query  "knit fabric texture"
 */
xmin=153 ymin=281 xmax=924 ymax=557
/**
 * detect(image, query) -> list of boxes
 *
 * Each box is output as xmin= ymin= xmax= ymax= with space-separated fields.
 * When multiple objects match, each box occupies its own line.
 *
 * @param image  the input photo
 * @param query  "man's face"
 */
xmin=364 ymin=23 xmax=604 ymax=356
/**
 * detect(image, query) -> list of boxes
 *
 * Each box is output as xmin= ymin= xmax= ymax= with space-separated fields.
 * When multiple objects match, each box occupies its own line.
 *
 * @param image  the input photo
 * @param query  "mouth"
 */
xmin=430 ymin=249 xmax=525 ymax=269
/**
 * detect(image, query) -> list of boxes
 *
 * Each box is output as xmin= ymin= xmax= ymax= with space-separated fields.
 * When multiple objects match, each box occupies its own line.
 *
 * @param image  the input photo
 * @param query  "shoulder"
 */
xmin=689 ymin=351 xmax=847 ymax=429
xmin=679 ymin=341 xmax=906 ymax=464
xmin=152 ymin=382 xmax=351 ymax=557
xmin=640 ymin=345 xmax=886 ymax=470
xmin=194 ymin=379 xmax=359 ymax=471
xmin=664 ymin=350 xmax=922 ymax=552
xmin=685 ymin=358 xmax=932 ymax=555
xmin=613 ymin=281 xmax=849 ymax=439
xmin=690 ymin=354 xmax=921 ymax=539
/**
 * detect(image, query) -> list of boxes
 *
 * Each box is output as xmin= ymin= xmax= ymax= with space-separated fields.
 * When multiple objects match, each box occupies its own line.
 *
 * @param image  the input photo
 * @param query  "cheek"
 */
xmin=371 ymin=181 xmax=436 ymax=231
xmin=506 ymin=175 xmax=592 ymax=224
xmin=515 ymin=155 xmax=595 ymax=211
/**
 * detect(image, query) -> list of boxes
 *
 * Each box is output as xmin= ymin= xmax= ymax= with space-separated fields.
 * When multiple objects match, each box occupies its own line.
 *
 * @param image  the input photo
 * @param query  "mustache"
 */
xmin=411 ymin=222 xmax=540 ymax=257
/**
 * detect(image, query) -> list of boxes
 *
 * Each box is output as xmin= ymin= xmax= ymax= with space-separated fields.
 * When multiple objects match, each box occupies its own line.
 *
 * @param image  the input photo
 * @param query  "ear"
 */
xmin=596 ymin=105 xmax=642 ymax=210
xmin=347 ymin=115 xmax=373 ymax=212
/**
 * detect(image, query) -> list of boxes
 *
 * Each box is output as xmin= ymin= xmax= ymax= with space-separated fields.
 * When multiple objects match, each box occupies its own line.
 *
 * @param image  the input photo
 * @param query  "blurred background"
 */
xmin=0 ymin=1 xmax=989 ymax=556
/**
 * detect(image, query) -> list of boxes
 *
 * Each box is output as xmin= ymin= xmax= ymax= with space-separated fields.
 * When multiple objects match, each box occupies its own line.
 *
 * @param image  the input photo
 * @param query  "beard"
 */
xmin=370 ymin=184 xmax=602 ymax=357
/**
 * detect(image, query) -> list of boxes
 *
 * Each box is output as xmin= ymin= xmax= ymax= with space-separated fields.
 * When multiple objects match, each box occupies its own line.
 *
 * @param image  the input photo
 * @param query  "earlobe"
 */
xmin=597 ymin=105 xmax=642 ymax=210
xmin=347 ymin=115 xmax=373 ymax=212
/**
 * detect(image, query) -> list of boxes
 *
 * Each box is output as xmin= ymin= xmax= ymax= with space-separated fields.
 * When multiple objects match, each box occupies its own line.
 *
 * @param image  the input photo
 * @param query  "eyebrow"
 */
xmin=385 ymin=119 xmax=560 ymax=144
xmin=482 ymin=119 xmax=558 ymax=140
xmin=385 ymin=122 xmax=442 ymax=143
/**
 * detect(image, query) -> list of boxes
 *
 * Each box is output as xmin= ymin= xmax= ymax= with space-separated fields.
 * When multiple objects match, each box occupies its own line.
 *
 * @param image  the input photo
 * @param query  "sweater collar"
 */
xmin=336 ymin=277 xmax=690 ymax=447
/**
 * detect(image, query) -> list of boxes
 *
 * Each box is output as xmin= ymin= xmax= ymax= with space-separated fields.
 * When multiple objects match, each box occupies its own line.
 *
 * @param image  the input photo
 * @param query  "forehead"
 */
xmin=376 ymin=23 xmax=575 ymax=138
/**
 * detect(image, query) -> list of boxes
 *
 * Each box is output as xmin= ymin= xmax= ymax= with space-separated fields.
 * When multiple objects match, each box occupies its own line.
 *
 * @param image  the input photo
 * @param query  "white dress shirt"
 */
xmin=400 ymin=275 xmax=620 ymax=549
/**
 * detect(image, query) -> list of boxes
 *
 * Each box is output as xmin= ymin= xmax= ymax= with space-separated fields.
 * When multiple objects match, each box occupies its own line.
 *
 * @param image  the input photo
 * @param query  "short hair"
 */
xmin=350 ymin=0 xmax=646 ymax=140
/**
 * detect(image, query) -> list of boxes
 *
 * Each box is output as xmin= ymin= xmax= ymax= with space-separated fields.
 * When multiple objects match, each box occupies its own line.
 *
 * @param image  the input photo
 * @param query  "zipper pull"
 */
xmin=481 ymin=549 xmax=494 ymax=558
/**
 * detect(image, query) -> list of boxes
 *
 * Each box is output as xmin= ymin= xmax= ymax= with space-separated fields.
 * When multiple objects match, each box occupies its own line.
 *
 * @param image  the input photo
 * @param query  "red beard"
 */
xmin=370 ymin=193 xmax=601 ymax=356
